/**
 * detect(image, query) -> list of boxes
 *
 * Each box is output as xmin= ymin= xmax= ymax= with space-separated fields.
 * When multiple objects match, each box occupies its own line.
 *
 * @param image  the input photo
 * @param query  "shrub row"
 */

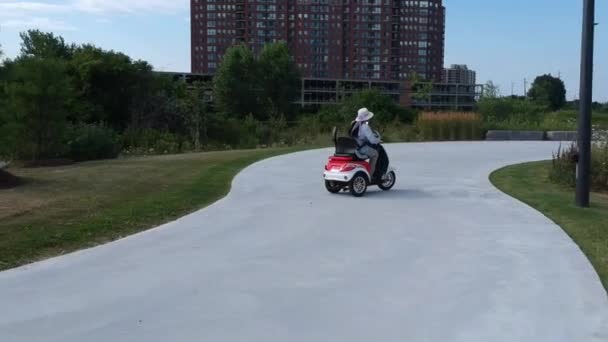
xmin=550 ymin=141 xmax=608 ymax=192
xmin=8 ymin=95 xmax=601 ymax=163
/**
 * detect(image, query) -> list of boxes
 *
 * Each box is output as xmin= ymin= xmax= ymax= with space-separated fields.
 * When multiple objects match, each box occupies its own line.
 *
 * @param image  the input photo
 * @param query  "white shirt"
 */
xmin=357 ymin=122 xmax=380 ymax=146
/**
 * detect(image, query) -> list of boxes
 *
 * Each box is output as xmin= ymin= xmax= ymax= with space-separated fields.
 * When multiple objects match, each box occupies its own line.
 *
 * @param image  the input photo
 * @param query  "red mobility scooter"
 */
xmin=323 ymin=127 xmax=396 ymax=197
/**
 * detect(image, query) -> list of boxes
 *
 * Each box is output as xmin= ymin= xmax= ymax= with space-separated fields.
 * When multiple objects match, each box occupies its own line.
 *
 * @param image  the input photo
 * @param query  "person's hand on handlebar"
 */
xmin=373 ymin=130 xmax=383 ymax=144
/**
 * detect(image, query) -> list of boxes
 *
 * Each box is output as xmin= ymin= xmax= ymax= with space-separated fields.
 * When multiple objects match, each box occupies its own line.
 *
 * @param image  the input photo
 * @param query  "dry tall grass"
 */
xmin=417 ymin=112 xmax=483 ymax=141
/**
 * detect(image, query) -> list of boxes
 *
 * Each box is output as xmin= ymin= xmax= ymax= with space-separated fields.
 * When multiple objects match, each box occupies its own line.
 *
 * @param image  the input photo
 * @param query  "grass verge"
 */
xmin=0 ymin=147 xmax=314 ymax=271
xmin=491 ymin=161 xmax=608 ymax=292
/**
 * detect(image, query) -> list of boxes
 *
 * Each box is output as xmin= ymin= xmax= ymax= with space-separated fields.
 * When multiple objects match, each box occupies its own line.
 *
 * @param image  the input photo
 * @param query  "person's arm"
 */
xmin=362 ymin=124 xmax=380 ymax=145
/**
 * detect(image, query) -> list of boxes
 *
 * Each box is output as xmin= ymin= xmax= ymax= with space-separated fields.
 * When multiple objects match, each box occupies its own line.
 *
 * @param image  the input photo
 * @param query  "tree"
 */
xmin=257 ymin=42 xmax=301 ymax=120
xmin=482 ymin=80 xmax=500 ymax=98
xmin=0 ymin=47 xmax=8 ymax=80
xmin=213 ymin=43 xmax=302 ymax=120
xmin=128 ymin=73 xmax=181 ymax=132
xmin=69 ymin=44 xmax=152 ymax=129
xmin=176 ymin=81 xmax=209 ymax=150
xmin=1 ymin=57 xmax=74 ymax=160
xmin=527 ymin=74 xmax=566 ymax=111
xmin=0 ymin=57 xmax=13 ymax=160
xmin=19 ymin=30 xmax=73 ymax=59
xmin=409 ymin=72 xmax=433 ymax=107
xmin=213 ymin=44 xmax=260 ymax=118
xmin=318 ymin=89 xmax=416 ymax=128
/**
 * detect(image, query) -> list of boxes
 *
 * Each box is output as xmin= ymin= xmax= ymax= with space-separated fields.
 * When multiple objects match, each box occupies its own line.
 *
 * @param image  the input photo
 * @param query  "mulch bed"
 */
xmin=0 ymin=169 xmax=22 ymax=189
xmin=22 ymin=159 xmax=74 ymax=168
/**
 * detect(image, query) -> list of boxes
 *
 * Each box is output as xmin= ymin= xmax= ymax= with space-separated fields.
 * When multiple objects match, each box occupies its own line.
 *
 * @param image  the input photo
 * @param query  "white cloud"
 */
xmin=0 ymin=0 xmax=188 ymax=33
xmin=2 ymin=17 xmax=77 ymax=31
xmin=0 ymin=1 xmax=69 ymax=13
xmin=0 ymin=1 xmax=70 ymax=32
xmin=0 ymin=2 xmax=70 ymax=23
xmin=0 ymin=0 xmax=188 ymax=18
xmin=72 ymin=0 xmax=187 ymax=14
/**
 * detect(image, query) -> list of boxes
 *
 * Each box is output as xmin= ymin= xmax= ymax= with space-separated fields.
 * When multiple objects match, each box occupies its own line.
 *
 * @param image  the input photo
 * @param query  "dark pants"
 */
xmin=359 ymin=145 xmax=379 ymax=176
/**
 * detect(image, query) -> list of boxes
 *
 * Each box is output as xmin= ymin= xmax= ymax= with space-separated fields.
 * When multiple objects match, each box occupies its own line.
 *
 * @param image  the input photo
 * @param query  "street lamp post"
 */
xmin=576 ymin=0 xmax=595 ymax=208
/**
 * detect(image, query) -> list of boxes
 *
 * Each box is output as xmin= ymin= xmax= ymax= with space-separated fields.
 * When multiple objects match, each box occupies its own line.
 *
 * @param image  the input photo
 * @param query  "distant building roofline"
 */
xmin=155 ymin=71 xmax=212 ymax=77
xmin=446 ymin=64 xmax=470 ymax=70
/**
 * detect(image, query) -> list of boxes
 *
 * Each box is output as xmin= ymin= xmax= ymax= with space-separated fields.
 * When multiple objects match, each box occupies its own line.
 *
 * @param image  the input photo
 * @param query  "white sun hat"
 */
xmin=355 ymin=107 xmax=374 ymax=122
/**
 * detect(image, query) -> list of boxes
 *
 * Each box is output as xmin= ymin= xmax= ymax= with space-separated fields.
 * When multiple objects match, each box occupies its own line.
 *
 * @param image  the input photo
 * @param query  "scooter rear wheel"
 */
xmin=325 ymin=180 xmax=343 ymax=194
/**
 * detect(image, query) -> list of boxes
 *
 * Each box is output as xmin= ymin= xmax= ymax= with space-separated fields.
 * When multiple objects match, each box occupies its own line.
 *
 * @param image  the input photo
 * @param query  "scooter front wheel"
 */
xmin=349 ymin=173 xmax=368 ymax=197
xmin=378 ymin=171 xmax=396 ymax=191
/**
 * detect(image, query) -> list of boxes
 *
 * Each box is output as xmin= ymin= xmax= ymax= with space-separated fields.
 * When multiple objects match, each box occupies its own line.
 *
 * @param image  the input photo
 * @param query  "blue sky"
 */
xmin=1 ymin=0 xmax=606 ymax=101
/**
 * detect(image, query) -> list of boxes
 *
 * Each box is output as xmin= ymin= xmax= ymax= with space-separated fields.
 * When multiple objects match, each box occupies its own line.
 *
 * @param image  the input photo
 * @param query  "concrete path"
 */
xmin=1 ymin=142 xmax=607 ymax=342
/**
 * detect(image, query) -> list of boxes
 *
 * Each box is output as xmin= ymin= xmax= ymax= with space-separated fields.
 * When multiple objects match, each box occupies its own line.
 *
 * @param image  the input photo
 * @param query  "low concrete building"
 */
xmin=443 ymin=64 xmax=476 ymax=85
xmin=299 ymin=78 xmax=406 ymax=108
xmin=156 ymin=71 xmax=483 ymax=111
xmin=411 ymin=82 xmax=484 ymax=111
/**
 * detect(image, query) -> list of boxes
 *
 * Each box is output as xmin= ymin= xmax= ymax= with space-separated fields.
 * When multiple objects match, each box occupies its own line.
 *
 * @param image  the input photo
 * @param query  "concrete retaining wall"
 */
xmin=486 ymin=130 xmax=605 ymax=142
xmin=546 ymin=131 xmax=578 ymax=141
xmin=486 ymin=130 xmax=546 ymax=141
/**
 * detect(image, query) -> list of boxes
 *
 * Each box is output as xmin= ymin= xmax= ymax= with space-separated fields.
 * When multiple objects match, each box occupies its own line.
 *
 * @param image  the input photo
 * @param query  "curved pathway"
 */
xmin=1 ymin=142 xmax=607 ymax=342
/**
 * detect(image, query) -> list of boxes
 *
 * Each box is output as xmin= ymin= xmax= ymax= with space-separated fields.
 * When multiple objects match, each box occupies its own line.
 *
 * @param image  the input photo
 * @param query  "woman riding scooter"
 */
xmin=349 ymin=108 xmax=380 ymax=179
xmin=323 ymin=107 xmax=396 ymax=197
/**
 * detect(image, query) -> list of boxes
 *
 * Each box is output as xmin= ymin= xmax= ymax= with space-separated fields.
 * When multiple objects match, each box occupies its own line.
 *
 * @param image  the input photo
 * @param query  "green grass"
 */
xmin=491 ymin=161 xmax=608 ymax=292
xmin=551 ymin=110 xmax=608 ymax=129
xmin=0 ymin=147 xmax=312 ymax=270
xmin=483 ymin=110 xmax=608 ymax=132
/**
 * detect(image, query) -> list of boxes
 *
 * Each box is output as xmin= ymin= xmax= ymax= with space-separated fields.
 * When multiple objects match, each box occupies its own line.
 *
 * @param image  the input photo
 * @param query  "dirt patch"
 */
xmin=22 ymin=159 xmax=75 ymax=168
xmin=0 ymin=169 xmax=22 ymax=189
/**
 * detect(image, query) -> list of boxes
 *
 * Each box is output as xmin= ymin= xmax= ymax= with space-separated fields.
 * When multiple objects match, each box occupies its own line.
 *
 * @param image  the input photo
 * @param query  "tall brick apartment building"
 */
xmin=191 ymin=0 xmax=445 ymax=83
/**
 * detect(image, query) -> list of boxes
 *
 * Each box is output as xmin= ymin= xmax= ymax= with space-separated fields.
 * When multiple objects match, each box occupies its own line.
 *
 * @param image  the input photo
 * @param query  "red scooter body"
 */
xmin=324 ymin=156 xmax=371 ymax=174
xmin=322 ymin=127 xmax=396 ymax=197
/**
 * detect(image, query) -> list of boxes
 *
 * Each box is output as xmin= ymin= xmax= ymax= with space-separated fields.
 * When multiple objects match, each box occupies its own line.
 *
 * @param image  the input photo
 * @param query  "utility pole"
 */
xmin=524 ymin=78 xmax=528 ymax=97
xmin=576 ymin=0 xmax=595 ymax=208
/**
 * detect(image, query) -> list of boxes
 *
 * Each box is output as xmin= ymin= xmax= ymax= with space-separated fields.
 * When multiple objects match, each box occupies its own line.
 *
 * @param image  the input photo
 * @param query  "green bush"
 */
xmin=205 ymin=113 xmax=259 ymax=149
xmin=540 ymin=111 xmax=578 ymax=131
xmin=554 ymin=110 xmax=608 ymax=130
xmin=239 ymin=114 xmax=259 ymax=148
xmin=549 ymin=144 xmax=578 ymax=187
xmin=255 ymin=114 xmax=288 ymax=146
xmin=66 ymin=124 xmax=121 ymax=161
xmin=478 ymin=97 xmax=545 ymax=130
xmin=152 ymin=132 xmax=181 ymax=154
xmin=315 ymin=105 xmax=347 ymax=129
xmin=550 ymin=141 xmax=608 ymax=192
xmin=289 ymin=115 xmax=331 ymax=146
xmin=591 ymin=143 xmax=608 ymax=190
xmin=0 ymin=121 xmax=21 ymax=161
xmin=315 ymin=89 xmax=417 ymax=129
xmin=122 ymin=127 xmax=160 ymax=150
xmin=121 ymin=127 xmax=187 ymax=155
xmin=484 ymin=117 xmax=544 ymax=131
xmin=381 ymin=120 xmax=419 ymax=143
